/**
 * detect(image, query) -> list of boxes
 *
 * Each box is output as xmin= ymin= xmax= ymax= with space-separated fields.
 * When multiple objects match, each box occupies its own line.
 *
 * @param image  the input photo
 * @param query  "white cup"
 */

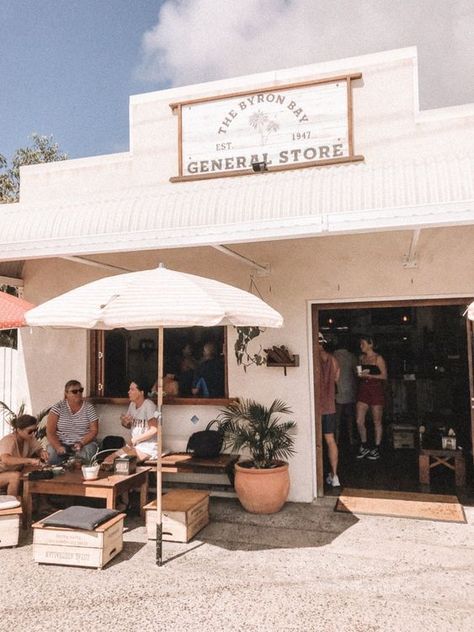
xmin=356 ymin=365 xmax=362 ymax=376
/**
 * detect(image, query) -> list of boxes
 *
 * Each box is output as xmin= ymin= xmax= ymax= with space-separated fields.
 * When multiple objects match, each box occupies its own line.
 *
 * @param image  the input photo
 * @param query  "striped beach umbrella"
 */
xmin=25 ymin=264 xmax=283 ymax=565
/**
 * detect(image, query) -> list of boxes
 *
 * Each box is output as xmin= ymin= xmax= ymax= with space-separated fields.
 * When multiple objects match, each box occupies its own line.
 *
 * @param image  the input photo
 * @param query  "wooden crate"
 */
xmin=32 ymin=512 xmax=125 ymax=569
xmin=390 ymin=424 xmax=417 ymax=449
xmin=145 ymin=489 xmax=209 ymax=542
xmin=0 ymin=506 xmax=22 ymax=548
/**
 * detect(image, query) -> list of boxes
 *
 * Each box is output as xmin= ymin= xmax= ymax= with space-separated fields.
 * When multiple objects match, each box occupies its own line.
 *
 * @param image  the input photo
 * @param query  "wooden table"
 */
xmin=419 ymin=449 xmax=466 ymax=488
xmin=22 ymin=467 xmax=150 ymax=528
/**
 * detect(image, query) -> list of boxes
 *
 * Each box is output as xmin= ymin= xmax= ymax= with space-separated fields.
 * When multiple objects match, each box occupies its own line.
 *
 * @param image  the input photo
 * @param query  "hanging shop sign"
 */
xmin=169 ymin=73 xmax=363 ymax=182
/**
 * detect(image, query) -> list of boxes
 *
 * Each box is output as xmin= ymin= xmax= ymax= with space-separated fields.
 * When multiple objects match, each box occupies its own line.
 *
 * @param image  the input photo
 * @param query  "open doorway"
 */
xmin=313 ymin=301 xmax=473 ymax=495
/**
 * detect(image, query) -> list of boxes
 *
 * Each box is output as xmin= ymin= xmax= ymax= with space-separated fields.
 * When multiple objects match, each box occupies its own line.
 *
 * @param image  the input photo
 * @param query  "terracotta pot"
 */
xmin=234 ymin=461 xmax=290 ymax=514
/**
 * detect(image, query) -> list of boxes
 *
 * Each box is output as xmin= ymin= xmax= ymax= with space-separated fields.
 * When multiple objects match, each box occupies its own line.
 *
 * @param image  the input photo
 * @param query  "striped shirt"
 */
xmin=50 ymin=400 xmax=98 ymax=444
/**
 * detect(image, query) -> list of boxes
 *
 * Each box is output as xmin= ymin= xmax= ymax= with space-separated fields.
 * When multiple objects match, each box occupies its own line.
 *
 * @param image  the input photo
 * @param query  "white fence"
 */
xmin=0 ymin=346 xmax=19 ymax=438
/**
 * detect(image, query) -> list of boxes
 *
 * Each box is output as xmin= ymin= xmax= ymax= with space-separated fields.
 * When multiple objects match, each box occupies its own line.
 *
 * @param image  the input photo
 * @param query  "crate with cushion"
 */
xmin=145 ymin=489 xmax=209 ymax=542
xmin=32 ymin=508 xmax=125 ymax=569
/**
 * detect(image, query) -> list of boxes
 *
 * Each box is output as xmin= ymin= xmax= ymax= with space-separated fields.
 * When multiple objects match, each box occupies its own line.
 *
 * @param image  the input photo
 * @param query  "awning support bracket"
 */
xmin=402 ymin=229 xmax=421 ymax=269
xmin=60 ymin=256 xmax=132 ymax=273
xmin=212 ymin=245 xmax=270 ymax=276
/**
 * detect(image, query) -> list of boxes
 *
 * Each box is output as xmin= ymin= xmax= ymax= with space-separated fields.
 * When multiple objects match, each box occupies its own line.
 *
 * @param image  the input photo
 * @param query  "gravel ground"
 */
xmin=1 ymin=497 xmax=473 ymax=632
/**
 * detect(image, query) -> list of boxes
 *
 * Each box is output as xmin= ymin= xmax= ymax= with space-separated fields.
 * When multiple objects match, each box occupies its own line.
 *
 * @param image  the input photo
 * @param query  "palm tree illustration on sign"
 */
xmin=249 ymin=111 xmax=279 ymax=145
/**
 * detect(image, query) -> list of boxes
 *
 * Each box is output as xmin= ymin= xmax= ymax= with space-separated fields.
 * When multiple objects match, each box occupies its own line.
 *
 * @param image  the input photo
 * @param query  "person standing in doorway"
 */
xmin=333 ymin=337 xmax=358 ymax=446
xmin=355 ymin=335 xmax=387 ymax=461
xmin=319 ymin=333 xmax=341 ymax=487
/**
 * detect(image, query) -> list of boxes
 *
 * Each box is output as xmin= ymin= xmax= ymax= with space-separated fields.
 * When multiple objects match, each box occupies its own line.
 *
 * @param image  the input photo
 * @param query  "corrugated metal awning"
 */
xmin=0 ymin=154 xmax=473 ymax=262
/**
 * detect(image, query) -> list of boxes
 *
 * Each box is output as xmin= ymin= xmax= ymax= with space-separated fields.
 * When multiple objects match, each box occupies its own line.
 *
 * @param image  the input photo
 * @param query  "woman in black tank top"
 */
xmin=355 ymin=335 xmax=387 ymax=461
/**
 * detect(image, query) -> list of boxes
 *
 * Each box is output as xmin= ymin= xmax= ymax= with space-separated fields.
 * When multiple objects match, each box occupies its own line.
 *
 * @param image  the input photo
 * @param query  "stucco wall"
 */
xmin=12 ymin=47 xmax=474 ymax=501
xmin=20 ymin=224 xmax=474 ymax=502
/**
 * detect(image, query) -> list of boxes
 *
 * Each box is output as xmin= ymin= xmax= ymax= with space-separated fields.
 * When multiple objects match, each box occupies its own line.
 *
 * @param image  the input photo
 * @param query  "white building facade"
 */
xmin=1 ymin=47 xmax=473 ymax=501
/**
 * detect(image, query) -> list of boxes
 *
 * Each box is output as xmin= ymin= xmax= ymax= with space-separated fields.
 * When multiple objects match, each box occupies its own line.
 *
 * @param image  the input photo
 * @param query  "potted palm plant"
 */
xmin=216 ymin=399 xmax=296 ymax=514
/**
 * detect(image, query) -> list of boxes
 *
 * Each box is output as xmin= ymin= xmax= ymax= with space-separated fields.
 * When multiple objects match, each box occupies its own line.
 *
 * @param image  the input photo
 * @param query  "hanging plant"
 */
xmin=234 ymin=327 xmax=266 ymax=371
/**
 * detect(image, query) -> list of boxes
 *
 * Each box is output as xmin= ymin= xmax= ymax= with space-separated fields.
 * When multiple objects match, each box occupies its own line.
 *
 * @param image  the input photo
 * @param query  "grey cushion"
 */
xmin=41 ymin=506 xmax=120 ymax=530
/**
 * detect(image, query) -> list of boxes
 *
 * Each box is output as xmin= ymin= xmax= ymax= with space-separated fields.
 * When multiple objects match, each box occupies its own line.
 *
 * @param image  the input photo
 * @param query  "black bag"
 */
xmin=28 ymin=470 xmax=54 ymax=480
xmin=97 ymin=435 xmax=126 ymax=463
xmin=186 ymin=420 xmax=223 ymax=459
xmin=100 ymin=435 xmax=125 ymax=451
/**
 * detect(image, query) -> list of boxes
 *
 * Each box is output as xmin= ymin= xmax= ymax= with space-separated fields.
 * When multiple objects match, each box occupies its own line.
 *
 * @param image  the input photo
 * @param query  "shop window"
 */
xmin=91 ymin=326 xmax=227 ymax=401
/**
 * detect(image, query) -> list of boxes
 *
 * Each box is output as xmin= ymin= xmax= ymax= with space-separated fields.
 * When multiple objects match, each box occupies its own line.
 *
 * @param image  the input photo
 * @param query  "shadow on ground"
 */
xmin=23 ymin=495 xmax=359 ymax=561
xmin=194 ymin=496 xmax=358 ymax=551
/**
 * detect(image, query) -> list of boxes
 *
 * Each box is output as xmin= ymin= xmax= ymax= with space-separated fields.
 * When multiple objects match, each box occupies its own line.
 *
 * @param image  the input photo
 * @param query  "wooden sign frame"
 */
xmin=169 ymin=73 xmax=363 ymax=183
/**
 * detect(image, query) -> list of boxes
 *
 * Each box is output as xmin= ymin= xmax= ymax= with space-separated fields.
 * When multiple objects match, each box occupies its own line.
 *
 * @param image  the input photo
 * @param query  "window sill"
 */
xmin=90 ymin=397 xmax=237 ymax=406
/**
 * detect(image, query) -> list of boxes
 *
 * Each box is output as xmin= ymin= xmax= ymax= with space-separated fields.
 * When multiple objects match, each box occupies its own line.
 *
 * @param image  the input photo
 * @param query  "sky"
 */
xmin=1 ymin=0 xmax=473 ymax=161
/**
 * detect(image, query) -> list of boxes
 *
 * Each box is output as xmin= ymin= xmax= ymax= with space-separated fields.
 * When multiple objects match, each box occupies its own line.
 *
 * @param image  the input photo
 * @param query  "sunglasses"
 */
xmin=68 ymin=388 xmax=84 ymax=394
xmin=26 ymin=428 xmax=37 ymax=435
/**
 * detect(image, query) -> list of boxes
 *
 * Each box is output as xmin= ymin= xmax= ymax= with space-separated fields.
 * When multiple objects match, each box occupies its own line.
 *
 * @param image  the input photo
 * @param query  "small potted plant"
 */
xmin=216 ymin=399 xmax=296 ymax=514
xmin=81 ymin=452 xmax=101 ymax=480
xmin=81 ymin=448 xmax=117 ymax=480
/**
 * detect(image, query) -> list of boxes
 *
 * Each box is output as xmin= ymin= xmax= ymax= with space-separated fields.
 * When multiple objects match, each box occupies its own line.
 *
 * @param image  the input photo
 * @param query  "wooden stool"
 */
xmin=32 ymin=511 xmax=125 ymax=569
xmin=0 ymin=505 xmax=22 ymax=548
xmin=419 ymin=449 xmax=466 ymax=488
xmin=144 ymin=489 xmax=210 ymax=542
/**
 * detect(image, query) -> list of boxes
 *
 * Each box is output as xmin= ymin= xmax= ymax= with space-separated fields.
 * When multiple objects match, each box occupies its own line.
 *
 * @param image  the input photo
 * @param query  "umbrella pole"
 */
xmin=156 ymin=327 xmax=164 ymax=566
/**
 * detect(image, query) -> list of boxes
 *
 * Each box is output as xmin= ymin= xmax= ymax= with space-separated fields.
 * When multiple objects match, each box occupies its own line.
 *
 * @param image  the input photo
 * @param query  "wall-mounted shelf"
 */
xmin=266 ymin=354 xmax=299 ymax=376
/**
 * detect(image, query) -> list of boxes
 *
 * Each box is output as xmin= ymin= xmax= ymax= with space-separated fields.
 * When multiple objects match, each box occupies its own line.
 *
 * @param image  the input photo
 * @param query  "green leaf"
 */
xmin=214 ymin=398 xmax=296 ymax=468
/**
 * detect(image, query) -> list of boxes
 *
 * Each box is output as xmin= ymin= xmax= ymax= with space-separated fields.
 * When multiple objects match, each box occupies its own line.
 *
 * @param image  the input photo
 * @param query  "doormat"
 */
xmin=335 ymin=488 xmax=466 ymax=523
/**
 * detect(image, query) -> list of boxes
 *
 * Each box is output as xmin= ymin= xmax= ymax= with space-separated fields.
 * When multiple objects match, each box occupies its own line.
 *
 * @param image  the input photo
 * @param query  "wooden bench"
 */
xmin=419 ymin=448 xmax=466 ymax=488
xmin=144 ymin=453 xmax=239 ymax=490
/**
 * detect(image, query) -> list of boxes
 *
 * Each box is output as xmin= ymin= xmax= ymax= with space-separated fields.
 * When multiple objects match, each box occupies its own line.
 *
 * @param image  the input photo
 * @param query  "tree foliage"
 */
xmin=0 ymin=133 xmax=67 ymax=203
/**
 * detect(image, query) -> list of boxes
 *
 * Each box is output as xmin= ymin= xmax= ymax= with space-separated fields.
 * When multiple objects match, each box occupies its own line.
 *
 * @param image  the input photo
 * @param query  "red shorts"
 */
xmin=357 ymin=380 xmax=385 ymax=406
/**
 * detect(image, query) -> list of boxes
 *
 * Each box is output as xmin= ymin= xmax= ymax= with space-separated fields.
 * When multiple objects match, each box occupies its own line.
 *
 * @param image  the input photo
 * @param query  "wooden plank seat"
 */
xmin=144 ymin=453 xmax=239 ymax=487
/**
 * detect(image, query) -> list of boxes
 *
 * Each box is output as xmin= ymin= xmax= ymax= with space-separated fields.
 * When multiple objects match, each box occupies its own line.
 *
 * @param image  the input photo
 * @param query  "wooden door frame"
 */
xmin=467 ymin=318 xmax=474 ymax=458
xmin=311 ymin=296 xmax=474 ymax=498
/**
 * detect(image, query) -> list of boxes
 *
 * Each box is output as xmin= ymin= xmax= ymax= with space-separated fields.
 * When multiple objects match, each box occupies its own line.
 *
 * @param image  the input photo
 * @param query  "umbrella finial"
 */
xmin=158 ymin=262 xmax=166 ymax=269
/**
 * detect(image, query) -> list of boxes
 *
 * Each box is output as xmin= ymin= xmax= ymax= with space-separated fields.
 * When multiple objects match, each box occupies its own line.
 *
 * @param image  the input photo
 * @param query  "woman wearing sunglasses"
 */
xmin=0 ymin=414 xmax=48 ymax=496
xmin=46 ymin=379 xmax=99 ymax=465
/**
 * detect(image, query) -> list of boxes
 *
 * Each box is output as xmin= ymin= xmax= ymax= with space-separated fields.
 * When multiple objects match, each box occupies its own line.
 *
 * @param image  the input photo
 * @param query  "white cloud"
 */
xmin=136 ymin=0 xmax=474 ymax=108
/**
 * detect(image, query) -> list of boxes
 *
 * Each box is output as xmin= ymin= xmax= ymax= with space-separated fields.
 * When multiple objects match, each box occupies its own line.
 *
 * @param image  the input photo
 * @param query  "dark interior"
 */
xmin=103 ymin=326 xmax=225 ymax=397
xmin=319 ymin=304 xmax=472 ymax=495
